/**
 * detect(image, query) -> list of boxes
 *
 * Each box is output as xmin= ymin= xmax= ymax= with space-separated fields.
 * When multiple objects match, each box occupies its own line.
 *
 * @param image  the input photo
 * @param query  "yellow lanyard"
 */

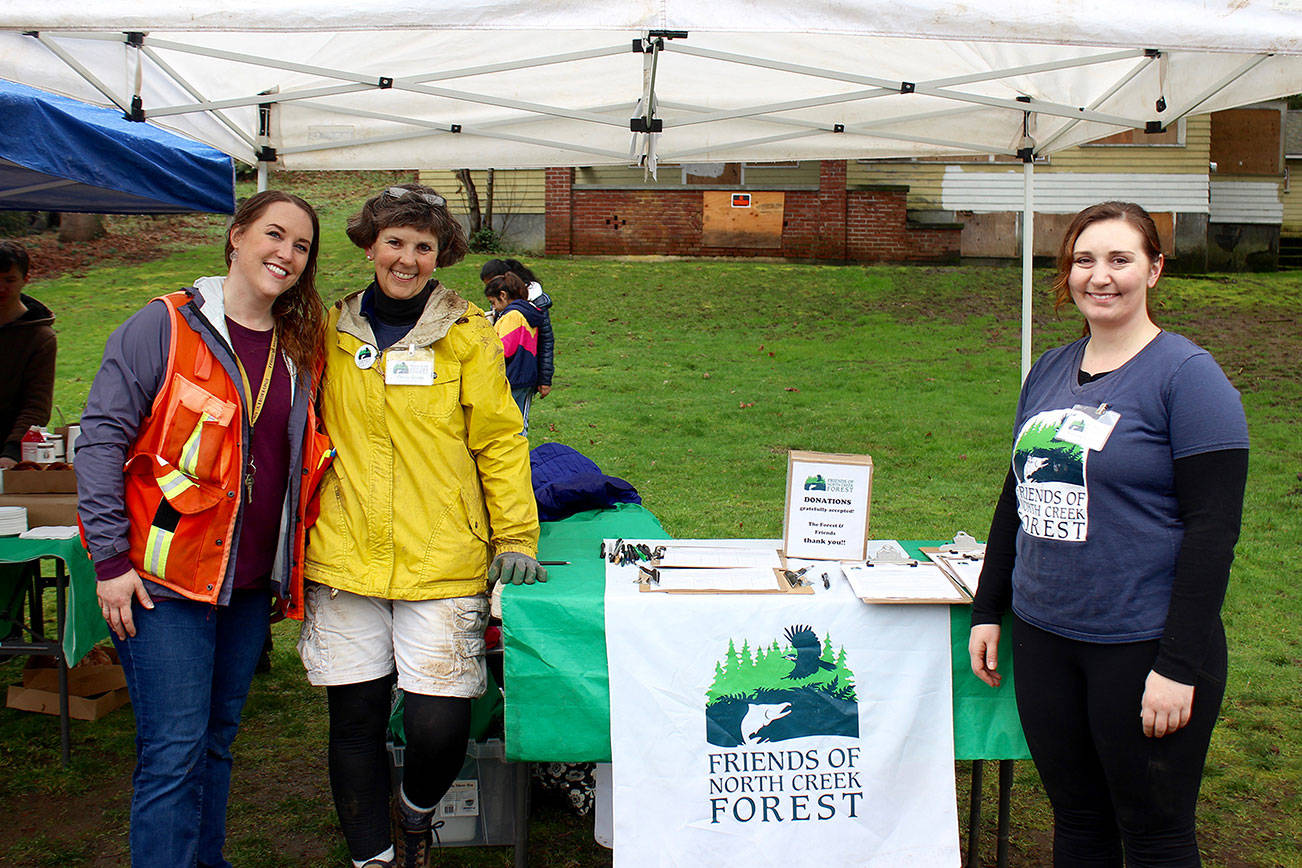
xmin=234 ymin=328 xmax=278 ymax=428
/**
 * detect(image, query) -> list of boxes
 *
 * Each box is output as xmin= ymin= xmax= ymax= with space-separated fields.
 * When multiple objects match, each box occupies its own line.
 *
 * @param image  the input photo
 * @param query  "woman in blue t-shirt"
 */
xmin=968 ymin=201 xmax=1248 ymax=866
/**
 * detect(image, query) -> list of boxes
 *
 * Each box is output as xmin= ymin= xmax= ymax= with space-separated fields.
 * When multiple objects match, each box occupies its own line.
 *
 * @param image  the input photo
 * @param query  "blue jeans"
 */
xmin=511 ymin=386 xmax=533 ymax=436
xmin=112 ymin=589 xmax=271 ymax=868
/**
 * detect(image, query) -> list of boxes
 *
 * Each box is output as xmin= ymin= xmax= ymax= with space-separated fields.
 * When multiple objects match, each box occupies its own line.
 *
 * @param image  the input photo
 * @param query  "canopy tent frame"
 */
xmin=21 ymin=29 xmax=1188 ymax=172
xmin=5 ymin=2 xmax=1299 ymax=379
xmin=0 ymin=159 xmax=79 ymax=201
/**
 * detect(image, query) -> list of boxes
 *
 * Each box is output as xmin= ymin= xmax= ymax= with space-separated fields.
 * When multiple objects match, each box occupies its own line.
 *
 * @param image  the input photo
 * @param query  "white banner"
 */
xmin=607 ymin=540 xmax=959 ymax=867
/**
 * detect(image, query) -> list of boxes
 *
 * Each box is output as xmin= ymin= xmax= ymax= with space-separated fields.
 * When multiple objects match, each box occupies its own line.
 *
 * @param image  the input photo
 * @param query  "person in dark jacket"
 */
xmin=484 ymin=271 xmax=544 ymax=435
xmin=480 ymin=258 xmax=554 ymax=397
xmin=0 ymin=240 xmax=56 ymax=468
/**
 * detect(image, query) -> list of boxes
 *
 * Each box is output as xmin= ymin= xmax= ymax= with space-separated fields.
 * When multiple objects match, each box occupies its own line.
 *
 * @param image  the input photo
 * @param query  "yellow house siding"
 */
xmin=418 ymin=169 xmax=546 ymax=214
xmin=847 ymin=162 xmax=946 ymax=208
xmin=1050 ymin=116 xmax=1211 ymax=174
xmin=576 ymin=163 xmax=819 ymax=188
xmin=1277 ymin=161 xmax=1302 ymax=234
xmin=739 ymin=163 xmax=820 ymax=186
xmin=577 ymin=165 xmax=668 ymax=187
xmin=849 ymin=116 xmax=1214 ymax=210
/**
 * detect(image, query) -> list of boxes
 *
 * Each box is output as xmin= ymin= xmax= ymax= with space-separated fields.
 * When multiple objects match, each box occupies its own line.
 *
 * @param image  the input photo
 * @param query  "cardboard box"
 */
xmin=1 ymin=468 xmax=78 ymax=494
xmin=23 ymin=649 xmax=125 ymax=696
xmin=0 ymin=493 xmax=79 ymax=527
xmin=6 ymin=685 xmax=130 ymax=721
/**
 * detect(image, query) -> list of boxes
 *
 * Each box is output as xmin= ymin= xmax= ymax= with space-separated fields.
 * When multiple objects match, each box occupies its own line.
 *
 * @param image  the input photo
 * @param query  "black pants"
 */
xmin=1012 ymin=616 xmax=1226 ymax=868
xmin=326 ymin=677 xmax=471 ymax=861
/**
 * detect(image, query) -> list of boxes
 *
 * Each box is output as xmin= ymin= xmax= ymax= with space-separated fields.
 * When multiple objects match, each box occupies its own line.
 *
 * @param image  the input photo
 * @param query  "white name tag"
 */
xmin=384 ymin=345 xmax=436 ymax=386
xmin=1055 ymin=405 xmax=1120 ymax=452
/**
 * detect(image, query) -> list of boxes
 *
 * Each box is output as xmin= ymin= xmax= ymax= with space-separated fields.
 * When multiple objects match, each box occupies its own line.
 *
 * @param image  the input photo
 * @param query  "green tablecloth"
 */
xmin=501 ymin=506 xmax=1029 ymax=763
xmin=0 ymin=534 xmax=105 ymax=665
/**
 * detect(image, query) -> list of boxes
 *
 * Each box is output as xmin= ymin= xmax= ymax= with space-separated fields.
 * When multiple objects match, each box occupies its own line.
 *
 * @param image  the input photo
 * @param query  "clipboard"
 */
xmin=919 ymin=538 xmax=984 ymax=602
xmin=843 ymin=561 xmax=970 ymax=604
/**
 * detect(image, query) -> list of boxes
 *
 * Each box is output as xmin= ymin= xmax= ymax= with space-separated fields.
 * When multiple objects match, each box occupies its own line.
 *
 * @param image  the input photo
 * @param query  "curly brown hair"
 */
xmin=1052 ymin=201 xmax=1162 ymax=335
xmin=345 ymin=183 xmax=468 ymax=268
xmin=223 ymin=190 xmax=326 ymax=376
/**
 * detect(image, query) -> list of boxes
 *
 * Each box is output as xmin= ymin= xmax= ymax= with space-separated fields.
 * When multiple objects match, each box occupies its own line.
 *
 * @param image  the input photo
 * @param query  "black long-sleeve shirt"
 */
xmin=971 ymin=447 xmax=1248 ymax=684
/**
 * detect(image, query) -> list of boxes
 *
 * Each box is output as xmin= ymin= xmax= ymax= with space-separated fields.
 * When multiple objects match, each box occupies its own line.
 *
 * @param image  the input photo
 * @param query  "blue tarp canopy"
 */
xmin=0 ymin=78 xmax=233 ymax=213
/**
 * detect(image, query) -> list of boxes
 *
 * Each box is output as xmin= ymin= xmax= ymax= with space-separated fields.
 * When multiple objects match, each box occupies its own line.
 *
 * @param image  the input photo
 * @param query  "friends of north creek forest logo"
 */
xmin=705 ymin=624 xmax=858 ymax=747
xmin=704 ymin=625 xmax=864 ymax=825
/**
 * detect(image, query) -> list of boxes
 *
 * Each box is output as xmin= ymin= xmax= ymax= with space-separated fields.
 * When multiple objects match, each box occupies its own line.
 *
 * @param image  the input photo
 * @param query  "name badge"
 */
xmin=384 ymin=345 xmax=436 ymax=386
xmin=1055 ymin=404 xmax=1120 ymax=452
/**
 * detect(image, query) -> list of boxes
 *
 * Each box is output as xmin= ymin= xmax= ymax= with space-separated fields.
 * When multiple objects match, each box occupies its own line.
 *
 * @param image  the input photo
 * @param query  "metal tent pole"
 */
xmin=1021 ymin=159 xmax=1035 ymax=382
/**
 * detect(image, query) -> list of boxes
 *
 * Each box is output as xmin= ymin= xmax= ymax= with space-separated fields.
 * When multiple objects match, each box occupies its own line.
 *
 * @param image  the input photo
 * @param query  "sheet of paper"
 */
xmin=652 ymin=568 xmax=779 ymax=592
xmin=924 ymin=551 xmax=984 ymax=597
xmin=655 ymin=546 xmax=782 ymax=569
xmin=843 ymin=563 xmax=967 ymax=602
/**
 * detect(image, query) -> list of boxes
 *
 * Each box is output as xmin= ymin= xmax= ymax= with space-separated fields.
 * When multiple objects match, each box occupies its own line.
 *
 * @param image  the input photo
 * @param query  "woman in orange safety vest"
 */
xmin=76 ymin=190 xmax=330 ymax=868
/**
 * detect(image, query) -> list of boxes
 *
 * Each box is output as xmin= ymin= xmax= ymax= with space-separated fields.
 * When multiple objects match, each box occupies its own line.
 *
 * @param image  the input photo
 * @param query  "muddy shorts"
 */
xmin=297 ymin=582 xmax=489 ymax=698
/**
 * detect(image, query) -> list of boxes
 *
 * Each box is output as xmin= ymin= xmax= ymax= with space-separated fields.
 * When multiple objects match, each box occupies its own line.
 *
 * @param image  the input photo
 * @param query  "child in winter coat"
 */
xmin=480 ymin=258 xmax=553 ymax=397
xmin=484 ymin=271 xmax=544 ymax=434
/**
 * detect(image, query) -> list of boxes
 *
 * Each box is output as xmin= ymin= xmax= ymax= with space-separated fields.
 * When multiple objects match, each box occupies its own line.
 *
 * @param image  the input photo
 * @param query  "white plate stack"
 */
xmin=0 ymin=506 xmax=28 ymax=536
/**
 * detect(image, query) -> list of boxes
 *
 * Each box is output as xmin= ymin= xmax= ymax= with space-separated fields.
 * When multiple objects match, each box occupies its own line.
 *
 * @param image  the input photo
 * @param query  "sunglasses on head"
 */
xmin=382 ymin=186 xmax=446 ymax=208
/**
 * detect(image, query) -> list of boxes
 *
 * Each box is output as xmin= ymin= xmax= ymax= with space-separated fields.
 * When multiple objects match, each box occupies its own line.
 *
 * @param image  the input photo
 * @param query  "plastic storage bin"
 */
xmin=388 ymin=738 xmax=527 ymax=847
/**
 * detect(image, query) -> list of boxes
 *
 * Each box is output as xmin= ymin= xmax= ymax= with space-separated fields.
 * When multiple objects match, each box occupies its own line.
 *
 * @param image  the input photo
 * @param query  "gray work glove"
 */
xmin=488 ymin=551 xmax=548 ymax=586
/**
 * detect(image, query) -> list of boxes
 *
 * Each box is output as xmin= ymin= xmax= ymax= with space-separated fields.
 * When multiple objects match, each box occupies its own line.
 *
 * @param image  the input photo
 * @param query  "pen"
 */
xmin=539 ymin=561 xmax=570 ymax=566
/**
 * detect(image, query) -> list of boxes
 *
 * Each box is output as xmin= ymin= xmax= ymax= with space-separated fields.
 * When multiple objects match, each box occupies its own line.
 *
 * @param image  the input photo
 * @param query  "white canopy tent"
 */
xmin=3 ymin=0 xmax=1300 ymax=375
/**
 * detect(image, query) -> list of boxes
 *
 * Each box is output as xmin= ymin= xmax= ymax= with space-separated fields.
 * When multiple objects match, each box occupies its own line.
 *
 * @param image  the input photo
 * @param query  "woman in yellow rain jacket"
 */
xmin=298 ymin=185 xmax=543 ymax=868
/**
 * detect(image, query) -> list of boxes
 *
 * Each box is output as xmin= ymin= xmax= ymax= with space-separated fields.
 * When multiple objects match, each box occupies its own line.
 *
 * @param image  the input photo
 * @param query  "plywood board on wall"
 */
xmin=701 ymin=190 xmax=785 ymax=248
xmin=1210 ymin=109 xmax=1281 ymax=175
xmin=1032 ymin=211 xmax=1174 ymax=257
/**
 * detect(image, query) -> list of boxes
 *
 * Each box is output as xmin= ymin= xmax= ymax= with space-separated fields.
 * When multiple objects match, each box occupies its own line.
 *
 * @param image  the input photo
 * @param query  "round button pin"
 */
xmin=354 ymin=344 xmax=378 ymax=369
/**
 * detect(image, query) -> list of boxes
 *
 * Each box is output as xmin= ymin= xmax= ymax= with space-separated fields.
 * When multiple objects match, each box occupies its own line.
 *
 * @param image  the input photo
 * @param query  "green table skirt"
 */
xmin=501 ymin=505 xmax=1028 ymax=762
xmin=0 ymin=534 xmax=105 ymax=665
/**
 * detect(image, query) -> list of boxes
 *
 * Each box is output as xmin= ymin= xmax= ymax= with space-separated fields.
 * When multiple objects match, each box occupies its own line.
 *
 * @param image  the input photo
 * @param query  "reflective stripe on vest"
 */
xmin=144 ymin=500 xmax=181 ymax=578
xmin=157 ymin=465 xmax=197 ymax=501
xmin=177 ymin=412 xmax=212 ymax=478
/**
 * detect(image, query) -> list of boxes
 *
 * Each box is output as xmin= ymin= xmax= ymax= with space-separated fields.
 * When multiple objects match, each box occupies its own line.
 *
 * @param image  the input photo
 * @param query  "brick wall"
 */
xmin=816 ymin=160 xmax=848 ymax=260
xmin=846 ymin=190 xmax=961 ymax=262
xmin=550 ymin=161 xmax=960 ymax=262
xmin=544 ymin=167 xmax=573 ymax=255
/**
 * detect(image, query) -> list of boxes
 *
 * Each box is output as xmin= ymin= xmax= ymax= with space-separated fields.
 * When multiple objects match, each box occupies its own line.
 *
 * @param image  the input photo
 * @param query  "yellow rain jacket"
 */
xmin=303 ymin=283 xmax=538 ymax=600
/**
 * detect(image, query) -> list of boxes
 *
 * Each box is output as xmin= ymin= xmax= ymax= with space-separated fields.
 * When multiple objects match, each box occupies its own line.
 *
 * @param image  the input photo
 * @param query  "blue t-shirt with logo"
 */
xmin=1010 ymin=331 xmax=1249 ymax=643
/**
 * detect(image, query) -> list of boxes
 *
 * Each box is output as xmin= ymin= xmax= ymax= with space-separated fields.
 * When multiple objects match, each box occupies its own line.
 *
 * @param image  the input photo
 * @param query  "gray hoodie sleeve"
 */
xmin=75 ymin=301 xmax=172 ymax=564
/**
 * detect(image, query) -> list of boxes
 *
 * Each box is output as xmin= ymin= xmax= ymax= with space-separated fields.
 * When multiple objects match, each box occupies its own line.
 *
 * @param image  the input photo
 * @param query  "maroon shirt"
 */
xmin=226 ymin=317 xmax=292 ymax=591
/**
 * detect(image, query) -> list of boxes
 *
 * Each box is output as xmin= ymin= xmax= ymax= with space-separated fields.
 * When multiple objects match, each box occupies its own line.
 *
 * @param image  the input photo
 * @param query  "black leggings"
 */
xmin=326 ymin=676 xmax=471 ymax=861
xmin=1012 ymin=616 xmax=1226 ymax=868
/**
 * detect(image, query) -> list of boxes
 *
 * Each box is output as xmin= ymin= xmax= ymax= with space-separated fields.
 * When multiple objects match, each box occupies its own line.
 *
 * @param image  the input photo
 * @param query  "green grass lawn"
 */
xmin=1 ymin=175 xmax=1298 ymax=866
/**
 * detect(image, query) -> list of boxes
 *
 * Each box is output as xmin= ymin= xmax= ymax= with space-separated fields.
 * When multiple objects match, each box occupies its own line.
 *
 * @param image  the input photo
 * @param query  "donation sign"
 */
xmin=783 ymin=451 xmax=872 ymax=560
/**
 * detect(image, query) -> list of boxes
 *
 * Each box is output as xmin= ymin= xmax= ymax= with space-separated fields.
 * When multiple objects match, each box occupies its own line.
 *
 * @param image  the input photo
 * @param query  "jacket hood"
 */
xmin=526 ymin=281 xmax=553 ymax=311
xmin=504 ymin=298 xmax=545 ymax=328
xmin=336 ymin=281 xmax=470 ymax=347
xmin=2 ymin=294 xmax=55 ymax=329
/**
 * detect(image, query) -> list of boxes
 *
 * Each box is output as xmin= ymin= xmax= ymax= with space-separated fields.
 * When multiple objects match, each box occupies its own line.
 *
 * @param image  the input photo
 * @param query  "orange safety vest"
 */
xmin=121 ymin=291 xmax=331 ymax=611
